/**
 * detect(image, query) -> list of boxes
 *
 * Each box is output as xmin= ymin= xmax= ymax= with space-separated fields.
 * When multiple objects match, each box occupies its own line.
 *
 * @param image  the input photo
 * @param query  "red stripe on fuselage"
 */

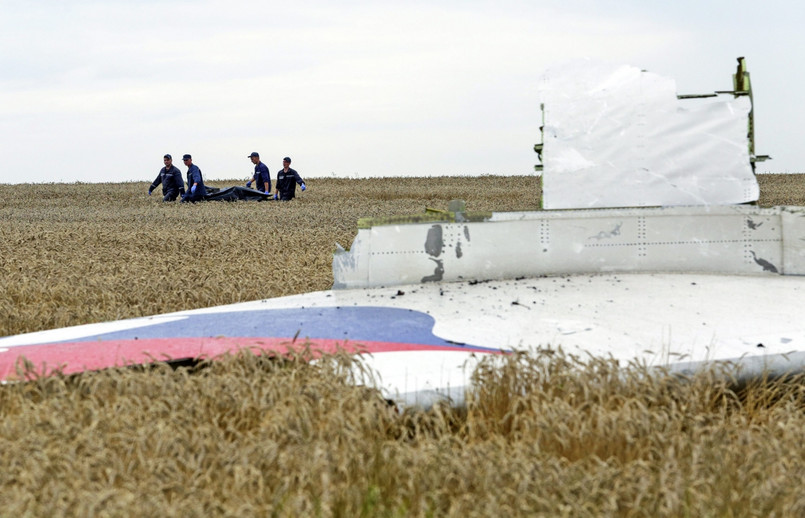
xmin=0 ymin=337 xmax=501 ymax=380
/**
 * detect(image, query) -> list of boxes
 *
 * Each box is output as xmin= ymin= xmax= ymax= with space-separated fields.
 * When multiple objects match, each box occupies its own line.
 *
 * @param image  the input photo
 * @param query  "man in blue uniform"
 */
xmin=180 ymin=154 xmax=207 ymax=203
xmin=275 ymin=156 xmax=306 ymax=201
xmin=245 ymin=152 xmax=271 ymax=195
xmin=148 ymin=154 xmax=185 ymax=202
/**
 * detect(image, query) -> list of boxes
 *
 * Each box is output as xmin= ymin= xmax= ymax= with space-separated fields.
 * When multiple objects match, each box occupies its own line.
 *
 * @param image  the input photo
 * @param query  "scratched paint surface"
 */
xmin=2 ymin=273 xmax=805 ymax=404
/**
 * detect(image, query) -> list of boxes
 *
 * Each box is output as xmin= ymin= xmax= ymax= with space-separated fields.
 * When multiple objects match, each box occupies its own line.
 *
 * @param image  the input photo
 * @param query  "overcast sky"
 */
xmin=1 ymin=0 xmax=800 ymax=184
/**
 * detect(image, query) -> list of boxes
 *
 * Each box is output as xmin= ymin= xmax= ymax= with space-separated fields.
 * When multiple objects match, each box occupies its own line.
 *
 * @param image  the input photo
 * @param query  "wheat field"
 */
xmin=1 ymin=174 xmax=804 ymax=516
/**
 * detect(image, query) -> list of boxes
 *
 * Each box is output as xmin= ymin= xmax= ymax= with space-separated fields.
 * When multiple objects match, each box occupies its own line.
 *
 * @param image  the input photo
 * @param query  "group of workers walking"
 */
xmin=149 ymin=153 xmax=305 ymax=203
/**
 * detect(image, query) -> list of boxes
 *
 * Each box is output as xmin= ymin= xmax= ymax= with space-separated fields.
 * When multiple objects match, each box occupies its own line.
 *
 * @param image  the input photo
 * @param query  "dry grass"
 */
xmin=1 ymin=350 xmax=804 ymax=516
xmin=0 ymin=176 xmax=539 ymax=337
xmin=1 ymin=173 xmax=805 ymax=516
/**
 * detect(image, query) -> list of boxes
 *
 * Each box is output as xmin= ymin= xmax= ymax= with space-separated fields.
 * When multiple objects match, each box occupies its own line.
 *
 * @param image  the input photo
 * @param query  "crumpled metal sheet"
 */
xmin=538 ymin=60 xmax=759 ymax=209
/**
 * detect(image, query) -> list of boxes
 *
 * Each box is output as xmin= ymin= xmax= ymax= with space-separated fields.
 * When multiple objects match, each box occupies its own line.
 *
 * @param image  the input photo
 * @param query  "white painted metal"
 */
xmin=3 ymin=273 xmax=804 ymax=407
xmin=782 ymin=208 xmax=805 ymax=273
xmin=333 ymin=205 xmax=805 ymax=289
xmin=537 ymin=60 xmax=759 ymax=209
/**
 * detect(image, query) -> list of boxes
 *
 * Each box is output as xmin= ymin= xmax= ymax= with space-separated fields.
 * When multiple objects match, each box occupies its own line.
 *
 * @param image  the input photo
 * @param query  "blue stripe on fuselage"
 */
xmin=53 ymin=306 xmax=499 ymax=353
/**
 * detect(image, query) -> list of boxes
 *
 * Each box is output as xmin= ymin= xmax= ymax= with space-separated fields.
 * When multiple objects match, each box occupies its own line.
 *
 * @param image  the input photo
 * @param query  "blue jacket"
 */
xmin=151 ymin=165 xmax=185 ymax=194
xmin=185 ymin=164 xmax=207 ymax=197
xmin=253 ymin=162 xmax=271 ymax=192
xmin=276 ymin=167 xmax=304 ymax=200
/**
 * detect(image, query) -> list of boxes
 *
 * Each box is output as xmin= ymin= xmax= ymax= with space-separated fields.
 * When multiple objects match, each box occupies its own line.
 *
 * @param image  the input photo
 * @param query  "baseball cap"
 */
xmin=164 ymin=154 xmax=172 ymax=159
xmin=248 ymin=152 xmax=260 ymax=158
xmin=182 ymin=154 xmax=192 ymax=160
xmin=283 ymin=156 xmax=291 ymax=162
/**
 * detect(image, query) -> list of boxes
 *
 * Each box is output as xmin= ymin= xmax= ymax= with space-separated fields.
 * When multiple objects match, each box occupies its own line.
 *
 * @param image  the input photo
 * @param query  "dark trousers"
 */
xmin=163 ymin=189 xmax=182 ymax=202
xmin=181 ymin=191 xmax=205 ymax=203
